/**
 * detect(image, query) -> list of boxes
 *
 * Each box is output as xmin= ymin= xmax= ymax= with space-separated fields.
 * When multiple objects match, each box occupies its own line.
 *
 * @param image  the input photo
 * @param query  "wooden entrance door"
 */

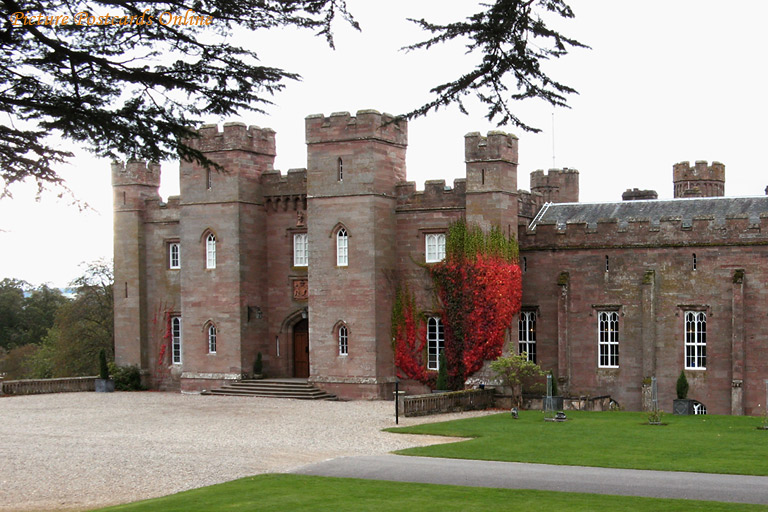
xmin=293 ymin=319 xmax=309 ymax=378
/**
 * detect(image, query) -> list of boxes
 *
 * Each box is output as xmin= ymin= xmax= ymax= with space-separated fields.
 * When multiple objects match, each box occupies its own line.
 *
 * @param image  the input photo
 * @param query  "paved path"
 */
xmin=293 ymin=454 xmax=768 ymax=505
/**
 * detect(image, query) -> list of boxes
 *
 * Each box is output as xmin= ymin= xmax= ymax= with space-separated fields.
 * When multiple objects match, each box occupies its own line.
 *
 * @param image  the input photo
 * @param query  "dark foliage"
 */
xmin=98 ymin=347 xmax=109 ymax=379
xmin=676 ymin=370 xmax=689 ymax=399
xmin=2 ymin=1 xmax=584 ymax=193
xmin=109 ymin=362 xmax=144 ymax=390
xmin=403 ymin=0 xmax=587 ymax=130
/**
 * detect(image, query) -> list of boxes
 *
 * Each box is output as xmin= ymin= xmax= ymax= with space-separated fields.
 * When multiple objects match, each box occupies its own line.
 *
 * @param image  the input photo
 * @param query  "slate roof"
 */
xmin=530 ymin=196 xmax=768 ymax=230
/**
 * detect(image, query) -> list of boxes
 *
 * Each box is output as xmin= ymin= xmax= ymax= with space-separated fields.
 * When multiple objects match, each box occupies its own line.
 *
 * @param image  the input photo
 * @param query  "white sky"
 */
xmin=1 ymin=0 xmax=767 ymax=288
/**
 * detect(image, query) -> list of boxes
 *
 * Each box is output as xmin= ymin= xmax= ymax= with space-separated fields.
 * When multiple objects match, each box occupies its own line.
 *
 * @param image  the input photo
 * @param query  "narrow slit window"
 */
xmin=206 ymin=169 xmax=212 ymax=190
xmin=338 ymin=325 xmax=348 ymax=356
xmin=692 ymin=253 xmax=697 ymax=271
xmin=206 ymin=233 xmax=216 ymax=269
xmin=605 ymin=255 xmax=609 ymax=272
xmin=336 ymin=228 xmax=348 ymax=267
xmin=337 ymin=158 xmax=343 ymax=182
xmin=171 ymin=316 xmax=182 ymax=364
xmin=207 ymin=324 xmax=217 ymax=354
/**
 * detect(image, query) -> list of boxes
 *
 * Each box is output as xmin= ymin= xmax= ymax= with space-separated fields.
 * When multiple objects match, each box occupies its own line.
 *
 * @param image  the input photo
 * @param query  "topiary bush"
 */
xmin=254 ymin=352 xmax=263 ymax=375
xmin=98 ymin=348 xmax=109 ymax=380
xmin=435 ymin=352 xmax=448 ymax=391
xmin=676 ymin=370 xmax=689 ymax=399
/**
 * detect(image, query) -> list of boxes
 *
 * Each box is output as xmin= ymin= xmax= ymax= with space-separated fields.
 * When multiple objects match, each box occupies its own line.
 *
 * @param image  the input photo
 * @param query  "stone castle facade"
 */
xmin=113 ymin=109 xmax=768 ymax=415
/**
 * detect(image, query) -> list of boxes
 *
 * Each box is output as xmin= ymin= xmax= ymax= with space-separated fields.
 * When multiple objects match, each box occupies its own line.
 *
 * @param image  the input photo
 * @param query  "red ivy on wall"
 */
xmin=392 ymin=286 xmax=430 ymax=385
xmin=393 ymin=220 xmax=522 ymax=389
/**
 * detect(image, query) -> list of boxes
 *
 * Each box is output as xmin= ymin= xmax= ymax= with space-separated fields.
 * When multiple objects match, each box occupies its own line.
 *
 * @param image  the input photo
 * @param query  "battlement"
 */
xmin=518 ymin=189 xmax=545 ymax=219
xmin=262 ymin=168 xmax=307 ymax=197
xmin=673 ymin=160 xmax=725 ymax=198
xmin=305 ymin=109 xmax=407 ymax=146
xmin=673 ymin=160 xmax=725 ymax=182
xmin=396 ymin=179 xmax=467 ymax=210
xmin=187 ymin=122 xmax=277 ymax=155
xmin=464 ymin=131 xmax=518 ymax=163
xmin=522 ymin=214 xmax=768 ymax=250
xmin=111 ymin=161 xmax=161 ymax=187
xmin=530 ymin=168 xmax=579 ymax=203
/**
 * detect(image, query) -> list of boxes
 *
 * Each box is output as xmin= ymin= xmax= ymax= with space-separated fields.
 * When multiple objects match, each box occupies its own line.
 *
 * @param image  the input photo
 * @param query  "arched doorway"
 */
xmin=293 ymin=318 xmax=309 ymax=378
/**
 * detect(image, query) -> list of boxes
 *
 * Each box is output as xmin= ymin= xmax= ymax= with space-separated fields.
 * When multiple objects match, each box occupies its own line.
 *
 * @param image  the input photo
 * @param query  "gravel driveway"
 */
xmin=0 ymin=392 xmax=495 ymax=511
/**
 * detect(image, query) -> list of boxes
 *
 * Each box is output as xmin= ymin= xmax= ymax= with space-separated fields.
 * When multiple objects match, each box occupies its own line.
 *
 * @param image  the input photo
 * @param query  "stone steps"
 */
xmin=202 ymin=379 xmax=338 ymax=400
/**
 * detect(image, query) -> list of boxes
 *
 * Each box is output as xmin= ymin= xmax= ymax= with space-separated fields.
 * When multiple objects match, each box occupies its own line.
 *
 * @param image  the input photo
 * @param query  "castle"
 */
xmin=113 ymin=109 xmax=768 ymax=415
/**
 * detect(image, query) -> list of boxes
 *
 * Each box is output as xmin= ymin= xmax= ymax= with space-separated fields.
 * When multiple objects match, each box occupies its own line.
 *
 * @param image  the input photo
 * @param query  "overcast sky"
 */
xmin=1 ymin=0 xmax=767 ymax=288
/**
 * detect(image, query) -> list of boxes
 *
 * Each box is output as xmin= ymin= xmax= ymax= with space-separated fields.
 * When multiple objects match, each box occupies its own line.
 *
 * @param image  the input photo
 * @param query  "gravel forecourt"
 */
xmin=0 ymin=392 xmax=497 ymax=511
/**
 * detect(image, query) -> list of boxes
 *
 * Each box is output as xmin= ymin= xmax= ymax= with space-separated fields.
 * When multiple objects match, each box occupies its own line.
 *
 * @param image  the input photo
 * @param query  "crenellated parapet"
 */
xmin=464 ymin=130 xmax=518 ymax=164
xmin=519 ymin=211 xmax=768 ymax=250
xmin=305 ymin=110 xmax=407 ymax=146
xmin=111 ymin=160 xmax=161 ymax=188
xmin=262 ymin=169 xmax=307 ymax=212
xmin=673 ymin=160 xmax=725 ymax=198
xmin=144 ymin=196 xmax=181 ymax=223
xmin=396 ymin=179 xmax=467 ymax=211
xmin=530 ymin=168 xmax=579 ymax=203
xmin=187 ymin=122 xmax=277 ymax=156
xmin=518 ymin=189 xmax=545 ymax=219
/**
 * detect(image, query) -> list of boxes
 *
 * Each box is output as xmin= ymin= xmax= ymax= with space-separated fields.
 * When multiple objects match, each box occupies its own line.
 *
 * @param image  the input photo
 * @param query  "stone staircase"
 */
xmin=202 ymin=378 xmax=338 ymax=400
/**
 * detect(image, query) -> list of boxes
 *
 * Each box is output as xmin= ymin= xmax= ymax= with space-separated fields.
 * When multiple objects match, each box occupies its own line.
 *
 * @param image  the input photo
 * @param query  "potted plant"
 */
xmin=673 ymin=370 xmax=693 ymax=415
xmin=543 ymin=370 xmax=564 ymax=411
xmin=95 ymin=348 xmax=115 ymax=393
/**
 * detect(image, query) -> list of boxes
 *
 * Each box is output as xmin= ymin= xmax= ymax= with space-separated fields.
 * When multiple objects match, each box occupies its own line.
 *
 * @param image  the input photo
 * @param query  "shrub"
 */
xmin=108 ymin=362 xmax=144 ymax=391
xmin=676 ymin=371 xmax=689 ymax=399
xmin=254 ymin=352 xmax=263 ymax=375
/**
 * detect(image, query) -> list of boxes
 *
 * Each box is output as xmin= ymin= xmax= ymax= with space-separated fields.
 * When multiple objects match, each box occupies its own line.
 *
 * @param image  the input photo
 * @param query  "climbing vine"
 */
xmin=393 ymin=219 xmax=522 ymax=389
xmin=392 ymin=285 xmax=430 ymax=384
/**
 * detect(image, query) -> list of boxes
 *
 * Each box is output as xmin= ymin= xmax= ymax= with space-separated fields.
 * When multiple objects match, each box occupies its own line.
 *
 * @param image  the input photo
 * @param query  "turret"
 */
xmin=530 ymin=168 xmax=579 ymax=203
xmin=673 ymin=161 xmax=725 ymax=198
xmin=112 ymin=161 xmax=161 ymax=371
xmin=464 ymin=131 xmax=519 ymax=232
xmin=305 ymin=109 xmax=407 ymax=196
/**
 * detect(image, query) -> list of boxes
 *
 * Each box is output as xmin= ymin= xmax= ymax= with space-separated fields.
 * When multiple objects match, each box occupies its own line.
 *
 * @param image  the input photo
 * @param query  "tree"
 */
xmin=490 ymin=352 xmax=544 ymax=407
xmin=0 ymin=278 xmax=67 ymax=349
xmin=29 ymin=260 xmax=114 ymax=377
xmin=2 ymin=1 xmax=584 ymax=193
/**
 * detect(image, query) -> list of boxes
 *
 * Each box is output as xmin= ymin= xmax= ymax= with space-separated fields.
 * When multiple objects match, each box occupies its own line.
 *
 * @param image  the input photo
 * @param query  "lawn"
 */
xmin=94 ymin=474 xmax=768 ymax=512
xmin=387 ymin=410 xmax=768 ymax=475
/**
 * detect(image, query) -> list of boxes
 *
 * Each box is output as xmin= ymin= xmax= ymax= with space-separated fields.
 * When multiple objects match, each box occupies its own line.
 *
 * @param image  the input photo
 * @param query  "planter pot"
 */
xmin=543 ymin=396 xmax=564 ymax=411
xmin=673 ymin=398 xmax=694 ymax=415
xmin=95 ymin=378 xmax=115 ymax=393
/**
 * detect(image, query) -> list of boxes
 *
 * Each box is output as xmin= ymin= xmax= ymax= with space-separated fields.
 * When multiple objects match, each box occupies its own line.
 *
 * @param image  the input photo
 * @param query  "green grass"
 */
xmin=93 ymin=474 xmax=767 ymax=511
xmin=387 ymin=410 xmax=768 ymax=475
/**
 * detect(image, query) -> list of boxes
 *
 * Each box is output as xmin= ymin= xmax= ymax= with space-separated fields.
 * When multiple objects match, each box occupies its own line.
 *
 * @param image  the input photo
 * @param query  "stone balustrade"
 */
xmin=402 ymin=388 xmax=496 ymax=417
xmin=1 ymin=376 xmax=97 ymax=396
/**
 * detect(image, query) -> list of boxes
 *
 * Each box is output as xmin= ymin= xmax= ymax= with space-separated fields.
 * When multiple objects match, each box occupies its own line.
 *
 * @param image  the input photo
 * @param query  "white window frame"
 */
xmin=598 ymin=311 xmax=619 ymax=368
xmin=337 ymin=157 xmax=343 ymax=182
xmin=685 ymin=311 xmax=707 ymax=369
xmin=518 ymin=311 xmax=536 ymax=363
xmin=336 ymin=228 xmax=348 ymax=267
xmin=169 ymin=242 xmax=180 ymax=270
xmin=293 ymin=233 xmax=308 ymax=267
xmin=425 ymin=233 xmax=446 ymax=263
xmin=338 ymin=325 xmax=348 ymax=356
xmin=206 ymin=233 xmax=216 ymax=269
xmin=171 ymin=316 xmax=182 ymax=364
xmin=427 ymin=316 xmax=444 ymax=371
xmin=207 ymin=324 xmax=217 ymax=354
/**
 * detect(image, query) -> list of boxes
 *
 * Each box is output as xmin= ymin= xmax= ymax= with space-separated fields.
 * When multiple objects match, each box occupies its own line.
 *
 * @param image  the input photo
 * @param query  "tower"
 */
xmin=112 ymin=161 xmax=161 ymax=370
xmin=530 ymin=168 xmax=580 ymax=203
xmin=464 ymin=131 xmax=519 ymax=233
xmin=673 ymin=161 xmax=725 ymax=198
xmin=305 ymin=110 xmax=407 ymax=398
xmin=177 ymin=123 xmax=276 ymax=392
